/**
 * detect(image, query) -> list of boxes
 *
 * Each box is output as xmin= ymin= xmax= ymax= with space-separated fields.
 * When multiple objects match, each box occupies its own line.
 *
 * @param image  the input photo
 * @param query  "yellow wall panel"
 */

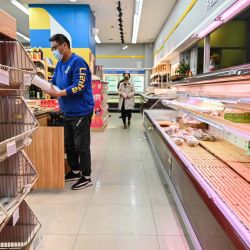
xmin=29 ymin=8 xmax=50 ymax=29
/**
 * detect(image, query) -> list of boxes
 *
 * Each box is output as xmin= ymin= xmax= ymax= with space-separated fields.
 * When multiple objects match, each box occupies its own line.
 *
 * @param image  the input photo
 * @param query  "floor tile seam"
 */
xmin=143 ymin=165 xmax=159 ymax=238
xmin=75 ymin=233 xmax=160 ymax=236
xmin=72 ymin=181 xmax=99 ymax=248
xmin=36 ymin=233 xmax=78 ymax=236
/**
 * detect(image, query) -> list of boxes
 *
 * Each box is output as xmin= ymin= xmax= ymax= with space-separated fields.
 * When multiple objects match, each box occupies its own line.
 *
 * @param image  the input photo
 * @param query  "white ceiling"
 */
xmin=1 ymin=0 xmax=177 ymax=44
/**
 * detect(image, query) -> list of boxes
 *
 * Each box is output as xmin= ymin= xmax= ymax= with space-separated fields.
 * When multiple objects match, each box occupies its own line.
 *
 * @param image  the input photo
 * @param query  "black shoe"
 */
xmin=65 ymin=171 xmax=81 ymax=182
xmin=128 ymin=120 xmax=131 ymax=127
xmin=71 ymin=176 xmax=92 ymax=190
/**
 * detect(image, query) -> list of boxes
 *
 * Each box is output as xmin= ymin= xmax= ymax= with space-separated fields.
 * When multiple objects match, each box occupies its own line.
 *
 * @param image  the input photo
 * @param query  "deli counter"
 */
xmin=144 ymin=64 xmax=250 ymax=250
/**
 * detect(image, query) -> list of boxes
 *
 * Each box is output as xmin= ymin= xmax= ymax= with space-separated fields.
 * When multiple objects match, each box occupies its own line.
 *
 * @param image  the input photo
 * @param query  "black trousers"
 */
xmin=121 ymin=100 xmax=132 ymax=125
xmin=64 ymin=113 xmax=92 ymax=176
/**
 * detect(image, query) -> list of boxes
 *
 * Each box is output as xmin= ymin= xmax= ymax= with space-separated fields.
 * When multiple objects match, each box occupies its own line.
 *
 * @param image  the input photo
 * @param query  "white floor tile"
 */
xmin=91 ymin=185 xmax=150 ymax=205
xmin=73 ymin=235 xmax=160 ymax=250
xmin=30 ymin=234 xmax=76 ymax=250
xmin=152 ymin=205 xmax=187 ymax=236
xmin=144 ymin=168 xmax=163 ymax=185
xmin=30 ymin=203 xmax=87 ymax=234
xmin=158 ymin=236 xmax=192 ymax=250
xmin=97 ymin=167 xmax=147 ymax=186
xmin=148 ymin=185 xmax=173 ymax=205
xmin=79 ymin=205 xmax=156 ymax=235
xmin=29 ymin=184 xmax=93 ymax=205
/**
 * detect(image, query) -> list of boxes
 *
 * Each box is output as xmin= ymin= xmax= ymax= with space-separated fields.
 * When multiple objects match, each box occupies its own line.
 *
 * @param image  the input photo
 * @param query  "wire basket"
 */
xmin=0 ymin=150 xmax=38 ymax=213
xmin=0 ymin=40 xmax=37 ymax=95
xmin=0 ymin=201 xmax=41 ymax=249
xmin=0 ymin=205 xmax=7 ymax=229
xmin=0 ymin=96 xmax=38 ymax=162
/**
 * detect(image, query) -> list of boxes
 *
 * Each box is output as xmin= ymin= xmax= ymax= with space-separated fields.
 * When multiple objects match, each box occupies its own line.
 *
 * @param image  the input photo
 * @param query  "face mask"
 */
xmin=53 ymin=49 xmax=63 ymax=61
xmin=124 ymin=76 xmax=129 ymax=81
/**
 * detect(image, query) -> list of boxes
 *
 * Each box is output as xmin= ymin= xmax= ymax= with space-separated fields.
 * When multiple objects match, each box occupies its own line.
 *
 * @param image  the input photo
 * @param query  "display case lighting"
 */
xmin=219 ymin=0 xmax=250 ymax=22
xmin=193 ymin=0 xmax=250 ymax=38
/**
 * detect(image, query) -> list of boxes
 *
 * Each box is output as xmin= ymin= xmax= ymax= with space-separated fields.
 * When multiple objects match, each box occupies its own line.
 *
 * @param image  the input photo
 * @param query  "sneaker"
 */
xmin=65 ymin=171 xmax=81 ymax=182
xmin=71 ymin=176 xmax=92 ymax=190
xmin=123 ymin=124 xmax=127 ymax=129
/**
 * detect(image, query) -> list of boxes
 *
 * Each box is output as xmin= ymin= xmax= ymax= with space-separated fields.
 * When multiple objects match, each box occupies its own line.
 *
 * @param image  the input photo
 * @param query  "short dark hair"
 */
xmin=49 ymin=34 xmax=70 ymax=48
xmin=123 ymin=72 xmax=131 ymax=78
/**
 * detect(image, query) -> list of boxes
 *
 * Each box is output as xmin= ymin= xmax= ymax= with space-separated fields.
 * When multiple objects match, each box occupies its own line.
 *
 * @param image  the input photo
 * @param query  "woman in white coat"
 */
xmin=118 ymin=73 xmax=135 ymax=129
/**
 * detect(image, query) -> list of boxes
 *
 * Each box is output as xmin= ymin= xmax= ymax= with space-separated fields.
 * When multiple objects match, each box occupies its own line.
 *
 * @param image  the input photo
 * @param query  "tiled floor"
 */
xmin=28 ymin=113 xmax=192 ymax=250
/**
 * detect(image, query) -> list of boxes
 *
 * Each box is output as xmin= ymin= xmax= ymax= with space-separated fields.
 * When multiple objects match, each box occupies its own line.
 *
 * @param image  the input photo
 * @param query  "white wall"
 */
xmin=96 ymin=43 xmax=154 ymax=69
xmin=154 ymin=0 xmax=238 ymax=65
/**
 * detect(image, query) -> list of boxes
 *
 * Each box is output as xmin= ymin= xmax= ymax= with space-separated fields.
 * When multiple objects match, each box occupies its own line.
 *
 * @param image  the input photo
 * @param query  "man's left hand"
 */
xmin=44 ymin=86 xmax=66 ymax=97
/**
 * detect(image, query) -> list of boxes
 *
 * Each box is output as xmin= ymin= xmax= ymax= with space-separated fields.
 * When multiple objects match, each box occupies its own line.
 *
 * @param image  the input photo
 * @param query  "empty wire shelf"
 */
xmin=0 ymin=96 xmax=38 ymax=162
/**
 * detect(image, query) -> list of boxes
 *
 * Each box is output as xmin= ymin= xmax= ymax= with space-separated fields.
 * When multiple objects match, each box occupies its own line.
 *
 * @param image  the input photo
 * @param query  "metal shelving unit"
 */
xmin=0 ymin=39 xmax=40 ymax=249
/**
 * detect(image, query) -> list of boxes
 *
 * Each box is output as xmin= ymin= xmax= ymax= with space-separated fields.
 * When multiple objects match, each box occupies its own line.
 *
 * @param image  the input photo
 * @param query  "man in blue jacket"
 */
xmin=45 ymin=34 xmax=94 ymax=190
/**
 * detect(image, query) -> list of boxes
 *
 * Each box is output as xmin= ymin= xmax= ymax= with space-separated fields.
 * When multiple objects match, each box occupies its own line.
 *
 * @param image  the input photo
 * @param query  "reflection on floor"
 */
xmin=28 ymin=113 xmax=192 ymax=250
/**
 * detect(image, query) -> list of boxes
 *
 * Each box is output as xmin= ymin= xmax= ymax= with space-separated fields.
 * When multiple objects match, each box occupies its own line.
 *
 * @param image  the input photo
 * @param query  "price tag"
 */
xmin=7 ymin=141 xmax=17 ymax=157
xmin=23 ymin=137 xmax=32 ymax=146
xmin=24 ymin=73 xmax=32 ymax=86
xmin=0 ymin=68 xmax=10 ymax=85
xmin=12 ymin=207 xmax=19 ymax=226
xmin=23 ymin=184 xmax=32 ymax=193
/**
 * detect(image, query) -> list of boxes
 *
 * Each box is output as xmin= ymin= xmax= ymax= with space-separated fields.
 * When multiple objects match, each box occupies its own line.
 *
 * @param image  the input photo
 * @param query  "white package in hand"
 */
xmin=32 ymin=75 xmax=60 ymax=91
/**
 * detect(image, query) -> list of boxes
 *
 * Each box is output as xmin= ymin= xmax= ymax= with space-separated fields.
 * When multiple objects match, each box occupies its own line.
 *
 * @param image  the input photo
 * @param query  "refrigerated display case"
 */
xmin=144 ymin=64 xmax=250 ymax=250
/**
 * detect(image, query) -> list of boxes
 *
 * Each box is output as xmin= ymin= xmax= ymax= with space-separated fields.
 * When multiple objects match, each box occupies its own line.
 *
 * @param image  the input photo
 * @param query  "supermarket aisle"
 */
xmin=27 ymin=114 xmax=192 ymax=250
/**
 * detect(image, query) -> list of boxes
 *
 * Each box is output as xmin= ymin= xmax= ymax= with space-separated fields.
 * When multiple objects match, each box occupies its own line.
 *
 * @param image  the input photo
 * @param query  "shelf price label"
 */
xmin=7 ymin=141 xmax=17 ymax=157
xmin=0 ymin=68 xmax=10 ymax=86
xmin=12 ymin=207 xmax=20 ymax=226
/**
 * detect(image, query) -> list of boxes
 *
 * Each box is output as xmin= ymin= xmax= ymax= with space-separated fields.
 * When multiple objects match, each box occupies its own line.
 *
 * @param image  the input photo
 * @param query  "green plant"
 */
xmin=175 ymin=61 xmax=190 ymax=75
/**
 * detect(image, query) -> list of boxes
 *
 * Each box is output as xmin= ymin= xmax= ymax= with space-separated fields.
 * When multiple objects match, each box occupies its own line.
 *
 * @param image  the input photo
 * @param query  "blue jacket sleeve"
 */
xmin=51 ymin=64 xmax=58 ymax=85
xmin=66 ymin=58 xmax=89 ymax=96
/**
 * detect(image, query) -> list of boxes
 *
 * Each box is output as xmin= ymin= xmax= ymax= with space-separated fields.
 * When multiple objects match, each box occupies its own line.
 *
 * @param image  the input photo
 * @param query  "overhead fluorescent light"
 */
xmin=69 ymin=0 xmax=77 ymax=2
xmin=95 ymin=35 xmax=101 ymax=44
xmin=17 ymin=32 xmax=30 ymax=42
xmin=122 ymin=45 xmax=128 ymax=50
xmin=193 ymin=0 xmax=250 ymax=39
xmin=10 ymin=0 xmax=29 ymax=15
xmin=132 ymin=0 xmax=143 ymax=43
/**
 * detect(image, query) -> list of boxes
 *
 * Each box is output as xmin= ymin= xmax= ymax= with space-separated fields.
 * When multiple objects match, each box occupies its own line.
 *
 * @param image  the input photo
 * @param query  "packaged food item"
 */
xmin=158 ymin=121 xmax=173 ymax=127
xmin=165 ymin=125 xmax=179 ymax=135
xmin=210 ymin=111 xmax=221 ymax=117
xmin=186 ymin=136 xmax=199 ymax=147
xmin=173 ymin=137 xmax=184 ymax=146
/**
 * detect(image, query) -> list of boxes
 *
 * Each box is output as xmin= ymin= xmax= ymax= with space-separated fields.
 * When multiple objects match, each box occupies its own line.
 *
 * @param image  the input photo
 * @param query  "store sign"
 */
xmin=206 ymin=0 xmax=219 ymax=11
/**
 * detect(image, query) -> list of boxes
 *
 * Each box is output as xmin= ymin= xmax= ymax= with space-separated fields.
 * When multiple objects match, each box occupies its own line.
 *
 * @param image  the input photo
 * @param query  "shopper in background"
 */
xmin=44 ymin=34 xmax=94 ymax=190
xmin=118 ymin=73 xmax=135 ymax=129
xmin=117 ymin=72 xmax=130 ymax=118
